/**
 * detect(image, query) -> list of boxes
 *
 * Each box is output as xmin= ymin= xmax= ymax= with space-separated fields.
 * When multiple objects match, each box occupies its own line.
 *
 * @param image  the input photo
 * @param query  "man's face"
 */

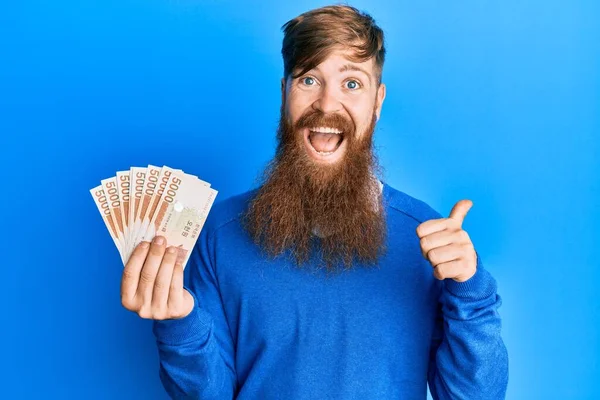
xmin=242 ymin=47 xmax=388 ymax=271
xmin=280 ymin=48 xmax=386 ymax=166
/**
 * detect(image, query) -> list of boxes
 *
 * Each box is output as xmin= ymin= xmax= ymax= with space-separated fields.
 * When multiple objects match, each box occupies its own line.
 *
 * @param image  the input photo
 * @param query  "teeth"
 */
xmin=310 ymin=127 xmax=342 ymax=134
xmin=316 ymin=150 xmax=334 ymax=155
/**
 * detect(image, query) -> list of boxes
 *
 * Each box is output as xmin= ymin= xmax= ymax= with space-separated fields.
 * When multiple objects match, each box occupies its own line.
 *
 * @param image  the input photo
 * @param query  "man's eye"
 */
xmin=346 ymin=80 xmax=361 ymax=90
xmin=301 ymin=77 xmax=315 ymax=85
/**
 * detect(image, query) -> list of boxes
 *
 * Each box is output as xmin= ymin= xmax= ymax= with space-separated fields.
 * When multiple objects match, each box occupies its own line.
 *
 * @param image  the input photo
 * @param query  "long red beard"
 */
xmin=242 ymin=103 xmax=387 ymax=272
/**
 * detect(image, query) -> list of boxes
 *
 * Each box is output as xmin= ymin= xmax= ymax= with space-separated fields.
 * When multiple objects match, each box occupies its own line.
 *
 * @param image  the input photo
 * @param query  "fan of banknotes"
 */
xmin=90 ymin=165 xmax=218 ymax=268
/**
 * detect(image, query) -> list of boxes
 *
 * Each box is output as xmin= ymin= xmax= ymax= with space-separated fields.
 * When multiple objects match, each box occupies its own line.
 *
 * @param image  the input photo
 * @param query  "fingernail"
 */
xmin=167 ymin=247 xmax=176 ymax=254
xmin=154 ymin=236 xmax=164 ymax=245
xmin=140 ymin=242 xmax=149 ymax=249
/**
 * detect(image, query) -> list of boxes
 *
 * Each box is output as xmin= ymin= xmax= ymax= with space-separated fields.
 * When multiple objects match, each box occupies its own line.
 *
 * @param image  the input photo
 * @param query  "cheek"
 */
xmin=350 ymin=102 xmax=378 ymax=136
xmin=347 ymin=112 xmax=366 ymax=136
xmin=285 ymin=101 xmax=304 ymax=125
xmin=287 ymin=90 xmax=320 ymax=120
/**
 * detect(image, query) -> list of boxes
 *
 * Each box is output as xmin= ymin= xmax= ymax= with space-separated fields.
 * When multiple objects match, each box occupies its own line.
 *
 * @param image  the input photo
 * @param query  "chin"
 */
xmin=301 ymin=127 xmax=348 ymax=165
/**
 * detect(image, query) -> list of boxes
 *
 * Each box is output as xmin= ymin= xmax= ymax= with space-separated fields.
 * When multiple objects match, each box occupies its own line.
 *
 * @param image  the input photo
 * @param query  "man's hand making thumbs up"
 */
xmin=416 ymin=199 xmax=478 ymax=283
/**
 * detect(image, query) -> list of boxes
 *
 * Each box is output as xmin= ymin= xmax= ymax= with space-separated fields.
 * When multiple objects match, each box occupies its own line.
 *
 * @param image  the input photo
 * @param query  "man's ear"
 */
xmin=375 ymin=83 xmax=386 ymax=122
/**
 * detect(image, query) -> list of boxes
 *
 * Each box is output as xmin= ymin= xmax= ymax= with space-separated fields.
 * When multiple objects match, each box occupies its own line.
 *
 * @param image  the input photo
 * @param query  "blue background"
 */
xmin=1 ymin=1 xmax=598 ymax=399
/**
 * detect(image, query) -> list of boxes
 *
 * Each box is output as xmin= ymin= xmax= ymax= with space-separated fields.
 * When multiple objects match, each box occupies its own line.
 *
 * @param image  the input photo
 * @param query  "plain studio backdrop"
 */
xmin=1 ymin=1 xmax=598 ymax=399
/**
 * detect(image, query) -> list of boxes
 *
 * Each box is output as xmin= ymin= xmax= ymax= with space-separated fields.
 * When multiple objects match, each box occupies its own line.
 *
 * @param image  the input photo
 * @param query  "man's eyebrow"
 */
xmin=305 ymin=64 xmax=373 ymax=85
xmin=338 ymin=64 xmax=372 ymax=84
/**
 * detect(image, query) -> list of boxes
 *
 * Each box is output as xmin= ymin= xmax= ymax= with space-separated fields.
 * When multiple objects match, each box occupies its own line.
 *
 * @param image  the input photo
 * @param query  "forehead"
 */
xmin=313 ymin=48 xmax=375 ymax=73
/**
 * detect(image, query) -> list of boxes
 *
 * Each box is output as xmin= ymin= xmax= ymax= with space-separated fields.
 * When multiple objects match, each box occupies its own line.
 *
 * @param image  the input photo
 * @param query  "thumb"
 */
xmin=448 ymin=199 xmax=473 ymax=225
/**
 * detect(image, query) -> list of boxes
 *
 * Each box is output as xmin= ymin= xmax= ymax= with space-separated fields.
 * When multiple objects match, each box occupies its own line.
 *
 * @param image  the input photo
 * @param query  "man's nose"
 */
xmin=312 ymin=84 xmax=342 ymax=114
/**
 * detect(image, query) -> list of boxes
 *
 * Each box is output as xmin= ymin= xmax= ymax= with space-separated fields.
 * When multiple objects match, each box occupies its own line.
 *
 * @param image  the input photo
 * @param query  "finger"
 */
xmin=151 ymin=246 xmax=178 ymax=311
xmin=137 ymin=236 xmax=167 ymax=303
xmin=448 ymin=200 xmax=473 ymax=226
xmin=121 ymin=241 xmax=151 ymax=305
xmin=168 ymin=262 xmax=185 ymax=309
xmin=416 ymin=217 xmax=448 ymax=238
xmin=426 ymin=243 xmax=466 ymax=267
xmin=433 ymin=259 xmax=463 ymax=280
xmin=419 ymin=230 xmax=455 ymax=258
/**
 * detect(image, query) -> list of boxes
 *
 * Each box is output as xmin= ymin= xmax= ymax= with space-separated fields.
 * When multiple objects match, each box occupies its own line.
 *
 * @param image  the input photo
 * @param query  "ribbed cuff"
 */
xmin=152 ymin=286 xmax=213 ymax=345
xmin=444 ymin=251 xmax=497 ymax=301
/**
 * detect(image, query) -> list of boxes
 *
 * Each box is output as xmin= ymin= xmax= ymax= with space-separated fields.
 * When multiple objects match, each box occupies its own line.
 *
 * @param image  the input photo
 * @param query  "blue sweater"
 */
xmin=152 ymin=182 xmax=509 ymax=399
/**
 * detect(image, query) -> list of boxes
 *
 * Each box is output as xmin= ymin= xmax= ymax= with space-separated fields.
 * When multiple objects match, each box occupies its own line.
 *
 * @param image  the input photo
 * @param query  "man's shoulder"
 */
xmin=383 ymin=182 xmax=444 ymax=224
xmin=203 ymin=186 xmax=258 ymax=235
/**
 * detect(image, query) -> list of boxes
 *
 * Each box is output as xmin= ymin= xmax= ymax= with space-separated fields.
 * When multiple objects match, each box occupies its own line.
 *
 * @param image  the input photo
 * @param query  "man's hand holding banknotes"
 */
xmin=90 ymin=165 xmax=218 ymax=320
xmin=121 ymin=234 xmax=195 ymax=320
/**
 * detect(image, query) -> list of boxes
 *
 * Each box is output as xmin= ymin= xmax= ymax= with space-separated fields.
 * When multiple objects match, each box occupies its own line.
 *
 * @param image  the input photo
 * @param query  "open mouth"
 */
xmin=304 ymin=127 xmax=346 ymax=159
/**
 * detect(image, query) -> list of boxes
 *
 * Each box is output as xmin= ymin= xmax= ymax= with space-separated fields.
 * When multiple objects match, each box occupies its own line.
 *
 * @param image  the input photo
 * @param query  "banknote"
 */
xmin=142 ymin=172 xmax=211 ymax=243
xmin=90 ymin=185 xmax=124 ymax=264
xmin=138 ymin=166 xmax=182 ymax=243
xmin=115 ymin=171 xmax=130 ymax=255
xmin=90 ymin=165 xmax=218 ymax=267
xmin=144 ymin=172 xmax=217 ymax=267
xmin=134 ymin=164 xmax=161 ymax=251
xmin=101 ymin=177 xmax=126 ymax=254
xmin=128 ymin=167 xmax=147 ymax=259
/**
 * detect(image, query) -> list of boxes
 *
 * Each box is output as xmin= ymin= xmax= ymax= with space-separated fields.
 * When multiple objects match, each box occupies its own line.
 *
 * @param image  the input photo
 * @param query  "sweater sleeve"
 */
xmin=151 ymin=225 xmax=237 ymax=399
xmin=427 ymin=251 xmax=509 ymax=400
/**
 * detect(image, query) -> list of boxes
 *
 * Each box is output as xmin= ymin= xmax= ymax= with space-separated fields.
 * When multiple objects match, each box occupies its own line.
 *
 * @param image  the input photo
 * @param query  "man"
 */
xmin=121 ymin=5 xmax=509 ymax=399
